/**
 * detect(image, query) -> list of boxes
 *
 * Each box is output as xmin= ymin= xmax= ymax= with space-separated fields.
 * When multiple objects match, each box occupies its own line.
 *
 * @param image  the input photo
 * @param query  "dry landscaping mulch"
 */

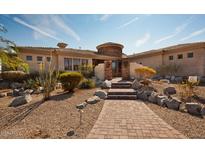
xmin=0 ymin=88 xmax=104 ymax=139
xmin=147 ymin=102 xmax=205 ymax=139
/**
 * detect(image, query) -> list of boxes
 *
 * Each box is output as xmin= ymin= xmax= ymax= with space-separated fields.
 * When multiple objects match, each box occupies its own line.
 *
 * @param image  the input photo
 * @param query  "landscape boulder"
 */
xmin=175 ymin=77 xmax=183 ymax=83
xmin=179 ymin=103 xmax=187 ymax=113
xmin=12 ymin=88 xmax=24 ymax=97
xmin=24 ymin=89 xmax=34 ymax=95
xmin=9 ymin=94 xmax=32 ymax=107
xmin=0 ymin=81 xmax=9 ymax=89
xmin=148 ymin=91 xmax=158 ymax=103
xmin=163 ymin=87 xmax=176 ymax=96
xmin=132 ymin=79 xmax=143 ymax=90
xmin=86 ymin=96 xmax=101 ymax=104
xmin=185 ymin=102 xmax=202 ymax=116
xmin=165 ymin=97 xmax=181 ymax=110
xmin=10 ymin=82 xmax=23 ymax=89
xmin=76 ymin=102 xmax=87 ymax=110
xmin=94 ymin=90 xmax=107 ymax=99
xmin=201 ymin=107 xmax=205 ymax=117
xmin=157 ymin=95 xmax=168 ymax=107
xmin=101 ymin=80 xmax=111 ymax=89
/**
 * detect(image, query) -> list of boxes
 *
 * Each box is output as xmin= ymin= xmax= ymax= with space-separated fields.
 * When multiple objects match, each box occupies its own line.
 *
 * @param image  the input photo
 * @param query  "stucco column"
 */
xmin=104 ymin=60 xmax=112 ymax=80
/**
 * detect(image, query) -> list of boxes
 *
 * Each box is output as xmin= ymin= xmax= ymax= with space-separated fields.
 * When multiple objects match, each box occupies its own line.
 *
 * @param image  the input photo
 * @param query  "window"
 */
xmin=177 ymin=54 xmax=183 ymax=59
xmin=37 ymin=56 xmax=43 ymax=61
xmin=47 ymin=57 xmax=51 ymax=62
xmin=26 ymin=55 xmax=32 ymax=61
xmin=169 ymin=55 xmax=174 ymax=60
xmin=64 ymin=58 xmax=72 ymax=71
xmin=187 ymin=52 xmax=193 ymax=58
xmin=73 ymin=59 xmax=80 ymax=71
xmin=81 ymin=59 xmax=88 ymax=66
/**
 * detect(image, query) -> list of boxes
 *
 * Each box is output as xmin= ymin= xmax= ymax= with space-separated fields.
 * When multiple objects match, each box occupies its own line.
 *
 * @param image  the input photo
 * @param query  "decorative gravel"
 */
xmin=0 ymin=88 xmax=104 ymax=139
xmin=146 ymin=103 xmax=205 ymax=139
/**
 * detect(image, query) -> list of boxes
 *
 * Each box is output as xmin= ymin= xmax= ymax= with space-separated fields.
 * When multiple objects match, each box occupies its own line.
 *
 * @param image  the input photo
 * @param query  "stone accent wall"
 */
xmin=122 ymin=60 xmax=130 ymax=80
xmin=104 ymin=60 xmax=112 ymax=80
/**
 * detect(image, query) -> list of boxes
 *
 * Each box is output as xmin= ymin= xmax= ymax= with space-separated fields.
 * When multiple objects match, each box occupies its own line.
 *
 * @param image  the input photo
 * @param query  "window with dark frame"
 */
xmin=37 ymin=56 xmax=43 ymax=61
xmin=177 ymin=54 xmax=183 ymax=59
xmin=47 ymin=57 xmax=51 ymax=62
xmin=169 ymin=55 xmax=174 ymax=60
xmin=26 ymin=55 xmax=32 ymax=61
xmin=73 ymin=59 xmax=80 ymax=71
xmin=187 ymin=52 xmax=194 ymax=58
xmin=64 ymin=58 xmax=72 ymax=71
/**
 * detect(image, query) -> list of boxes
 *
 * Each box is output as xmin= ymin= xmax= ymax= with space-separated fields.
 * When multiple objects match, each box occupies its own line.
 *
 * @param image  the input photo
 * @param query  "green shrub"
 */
xmin=79 ymin=64 xmax=94 ymax=78
xmin=2 ymin=71 xmax=27 ymax=82
xmin=59 ymin=72 xmax=83 ymax=92
xmin=80 ymin=79 xmax=95 ymax=89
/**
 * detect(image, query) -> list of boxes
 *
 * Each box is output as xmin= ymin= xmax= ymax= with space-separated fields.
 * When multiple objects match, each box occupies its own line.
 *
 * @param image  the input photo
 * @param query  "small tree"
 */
xmin=178 ymin=76 xmax=199 ymax=102
xmin=0 ymin=24 xmax=29 ymax=73
xmin=135 ymin=66 xmax=156 ymax=85
xmin=156 ymin=63 xmax=181 ymax=77
xmin=37 ymin=51 xmax=59 ymax=101
xmin=79 ymin=64 xmax=94 ymax=78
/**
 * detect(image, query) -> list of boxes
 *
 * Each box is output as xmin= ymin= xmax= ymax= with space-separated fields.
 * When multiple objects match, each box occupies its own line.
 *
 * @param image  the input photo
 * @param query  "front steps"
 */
xmin=107 ymin=82 xmax=136 ymax=100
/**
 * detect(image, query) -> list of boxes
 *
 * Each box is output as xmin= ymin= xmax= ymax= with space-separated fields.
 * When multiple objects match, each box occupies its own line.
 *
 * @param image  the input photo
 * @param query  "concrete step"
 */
xmin=107 ymin=95 xmax=136 ymax=100
xmin=111 ymin=84 xmax=131 ymax=89
xmin=112 ymin=82 xmax=132 ymax=85
xmin=108 ymin=89 xmax=136 ymax=95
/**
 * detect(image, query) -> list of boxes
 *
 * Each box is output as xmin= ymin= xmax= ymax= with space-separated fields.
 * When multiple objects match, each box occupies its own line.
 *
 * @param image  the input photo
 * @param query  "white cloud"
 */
xmin=136 ymin=33 xmax=150 ymax=47
xmin=51 ymin=15 xmax=80 ymax=41
xmin=180 ymin=27 xmax=205 ymax=41
xmin=100 ymin=14 xmax=112 ymax=21
xmin=13 ymin=17 xmax=61 ymax=41
xmin=155 ymin=16 xmax=193 ymax=44
xmin=117 ymin=16 xmax=139 ymax=29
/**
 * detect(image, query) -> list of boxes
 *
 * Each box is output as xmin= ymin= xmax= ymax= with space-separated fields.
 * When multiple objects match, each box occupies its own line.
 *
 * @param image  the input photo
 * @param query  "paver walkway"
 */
xmin=87 ymin=100 xmax=186 ymax=139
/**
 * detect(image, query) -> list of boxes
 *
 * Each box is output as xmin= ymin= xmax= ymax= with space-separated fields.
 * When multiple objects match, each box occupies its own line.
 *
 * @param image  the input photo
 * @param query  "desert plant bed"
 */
xmin=0 ymin=88 xmax=104 ymax=139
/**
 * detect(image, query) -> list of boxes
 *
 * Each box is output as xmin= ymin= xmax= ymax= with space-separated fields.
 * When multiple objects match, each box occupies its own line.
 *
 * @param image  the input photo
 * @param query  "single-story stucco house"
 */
xmin=4 ymin=41 xmax=205 ymax=80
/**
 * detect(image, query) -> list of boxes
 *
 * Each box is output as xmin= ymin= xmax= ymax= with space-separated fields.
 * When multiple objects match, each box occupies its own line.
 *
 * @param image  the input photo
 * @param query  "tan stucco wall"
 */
xmin=19 ymin=52 xmax=58 ymax=72
xmin=130 ymin=62 xmax=143 ymax=78
xmin=129 ymin=54 xmax=162 ymax=70
xmin=162 ymin=48 xmax=205 ymax=76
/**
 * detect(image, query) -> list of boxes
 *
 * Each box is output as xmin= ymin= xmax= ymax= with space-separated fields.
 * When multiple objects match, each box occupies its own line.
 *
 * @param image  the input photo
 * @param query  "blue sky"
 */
xmin=0 ymin=14 xmax=205 ymax=55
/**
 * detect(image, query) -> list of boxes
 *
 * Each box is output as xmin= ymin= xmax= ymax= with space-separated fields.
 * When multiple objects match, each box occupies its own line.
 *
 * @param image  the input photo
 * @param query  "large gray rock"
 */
xmin=24 ymin=89 xmax=34 ymax=95
xmin=175 ymin=77 xmax=183 ymax=83
xmin=163 ymin=87 xmax=176 ymax=96
xmin=148 ymin=92 xmax=158 ymax=103
xmin=132 ymin=79 xmax=143 ymax=90
xmin=10 ymin=82 xmax=23 ymax=89
xmin=86 ymin=96 xmax=101 ymax=104
xmin=9 ymin=94 xmax=32 ymax=107
xmin=185 ymin=102 xmax=202 ymax=116
xmin=179 ymin=103 xmax=187 ymax=113
xmin=13 ymin=88 xmax=24 ymax=97
xmin=165 ymin=97 xmax=181 ymax=110
xmin=101 ymin=80 xmax=111 ymax=89
xmin=201 ymin=107 xmax=205 ymax=117
xmin=0 ymin=81 xmax=9 ymax=89
xmin=136 ymin=90 xmax=144 ymax=100
xmin=157 ymin=95 xmax=168 ymax=106
xmin=76 ymin=102 xmax=87 ymax=109
xmin=94 ymin=90 xmax=107 ymax=99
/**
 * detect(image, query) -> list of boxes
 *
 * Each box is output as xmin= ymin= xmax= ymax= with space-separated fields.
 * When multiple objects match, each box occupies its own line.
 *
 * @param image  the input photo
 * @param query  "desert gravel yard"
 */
xmin=0 ymin=88 xmax=104 ymax=139
xmin=147 ymin=103 xmax=205 ymax=138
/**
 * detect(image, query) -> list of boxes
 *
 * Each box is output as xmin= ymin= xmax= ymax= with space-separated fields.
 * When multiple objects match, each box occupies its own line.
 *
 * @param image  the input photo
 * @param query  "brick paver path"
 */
xmin=87 ymin=100 xmax=186 ymax=139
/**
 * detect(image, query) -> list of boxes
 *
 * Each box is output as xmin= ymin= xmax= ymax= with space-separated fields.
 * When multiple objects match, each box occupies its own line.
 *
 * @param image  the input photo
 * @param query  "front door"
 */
xmin=112 ymin=60 xmax=122 ymax=77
